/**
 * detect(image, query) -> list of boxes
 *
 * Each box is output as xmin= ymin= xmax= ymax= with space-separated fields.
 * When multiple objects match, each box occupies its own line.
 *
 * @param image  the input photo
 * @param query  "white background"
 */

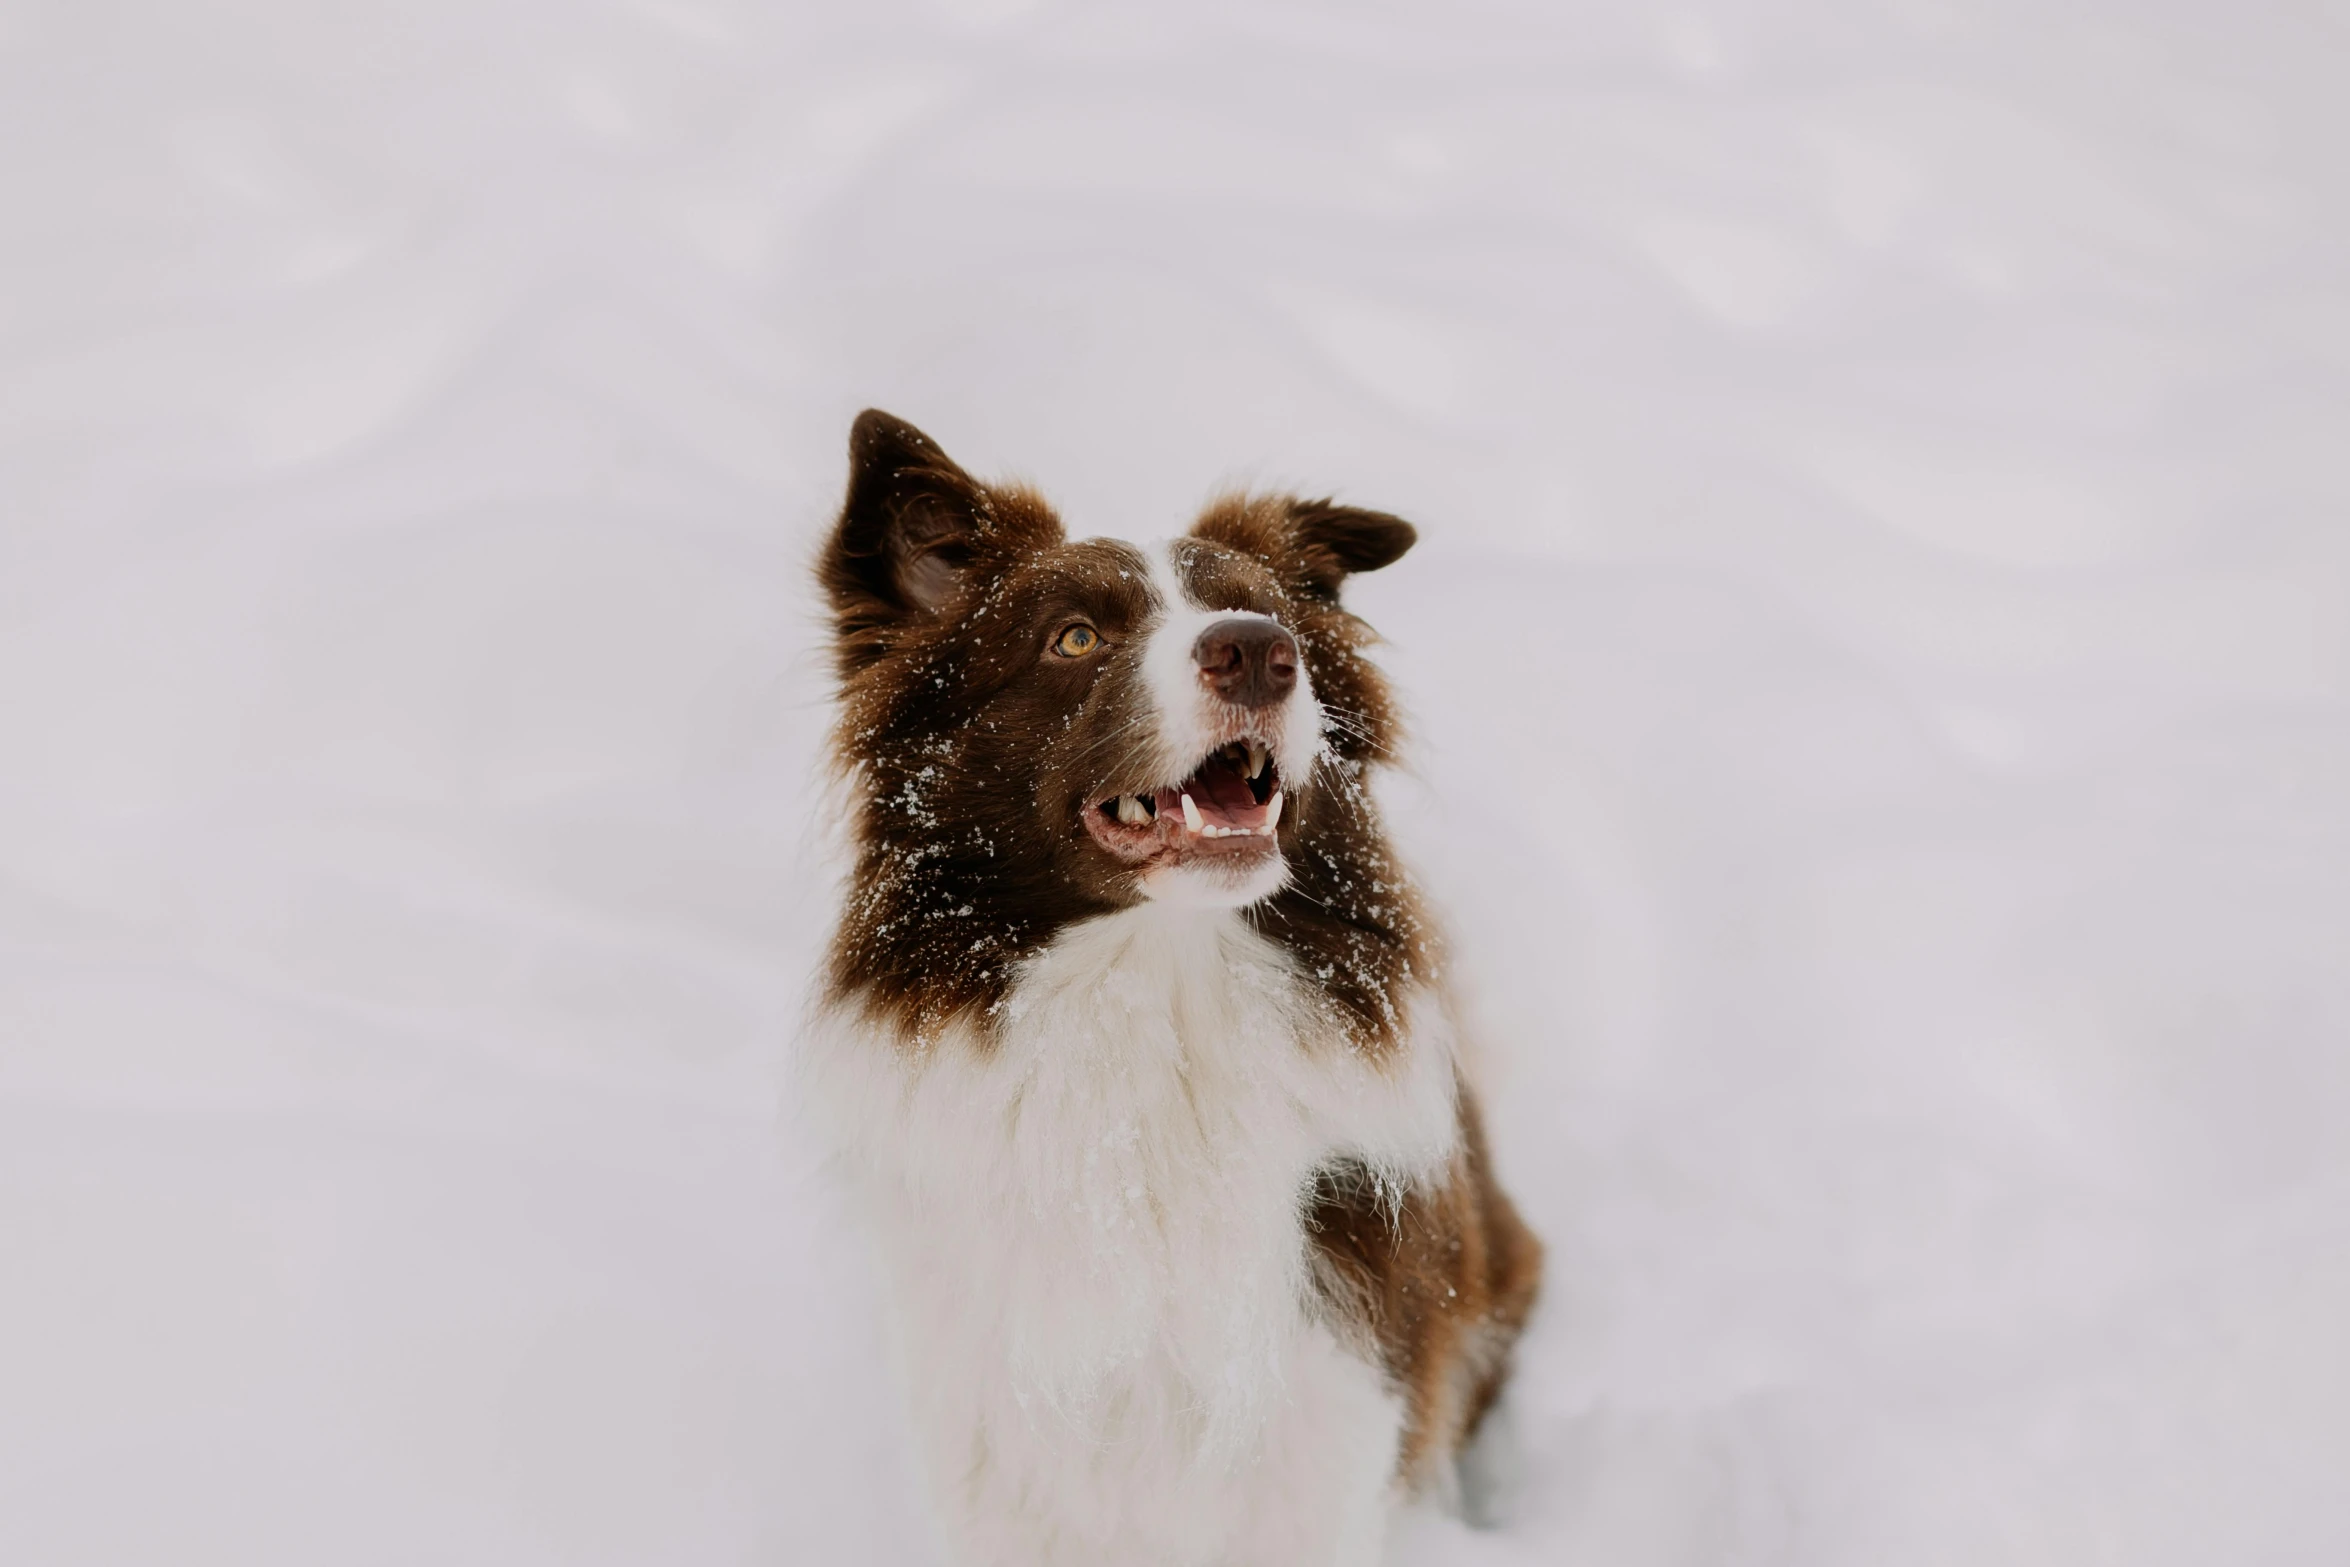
xmin=4 ymin=1 xmax=2347 ymax=1562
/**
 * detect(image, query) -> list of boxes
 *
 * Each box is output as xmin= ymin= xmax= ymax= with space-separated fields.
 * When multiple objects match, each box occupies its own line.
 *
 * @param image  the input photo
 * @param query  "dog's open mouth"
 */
xmin=1082 ymin=741 xmax=1285 ymax=864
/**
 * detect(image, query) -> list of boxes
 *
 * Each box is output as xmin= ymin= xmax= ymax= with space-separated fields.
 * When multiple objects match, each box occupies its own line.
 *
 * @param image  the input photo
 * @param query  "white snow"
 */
xmin=4 ymin=1 xmax=2347 ymax=1562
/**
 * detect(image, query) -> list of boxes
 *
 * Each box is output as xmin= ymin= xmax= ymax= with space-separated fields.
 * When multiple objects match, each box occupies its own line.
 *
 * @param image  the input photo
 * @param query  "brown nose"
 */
xmin=1192 ymin=617 xmax=1298 ymax=707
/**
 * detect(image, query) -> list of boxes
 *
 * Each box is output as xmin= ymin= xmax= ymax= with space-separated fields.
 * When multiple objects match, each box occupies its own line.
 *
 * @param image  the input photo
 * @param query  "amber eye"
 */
xmin=1053 ymin=623 xmax=1101 ymax=657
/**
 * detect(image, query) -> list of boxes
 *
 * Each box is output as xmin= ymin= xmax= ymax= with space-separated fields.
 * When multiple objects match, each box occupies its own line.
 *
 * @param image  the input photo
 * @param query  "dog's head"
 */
xmin=821 ymin=410 xmax=1420 ymax=1028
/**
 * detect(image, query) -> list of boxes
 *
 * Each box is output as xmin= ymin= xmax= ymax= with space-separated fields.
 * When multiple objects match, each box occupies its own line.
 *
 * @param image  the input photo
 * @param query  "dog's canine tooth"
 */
xmin=1179 ymin=793 xmax=1204 ymax=833
xmin=1265 ymin=790 xmax=1283 ymax=831
xmin=1246 ymin=741 xmax=1268 ymax=780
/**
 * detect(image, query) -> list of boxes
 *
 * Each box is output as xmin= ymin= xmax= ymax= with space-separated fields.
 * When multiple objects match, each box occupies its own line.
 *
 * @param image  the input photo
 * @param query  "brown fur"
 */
xmin=1306 ymin=1090 xmax=1544 ymax=1483
xmin=819 ymin=413 xmax=1154 ymax=1044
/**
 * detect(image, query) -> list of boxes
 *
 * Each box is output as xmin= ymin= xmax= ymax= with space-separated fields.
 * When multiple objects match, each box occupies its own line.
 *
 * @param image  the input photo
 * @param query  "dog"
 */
xmin=803 ymin=410 xmax=1541 ymax=1566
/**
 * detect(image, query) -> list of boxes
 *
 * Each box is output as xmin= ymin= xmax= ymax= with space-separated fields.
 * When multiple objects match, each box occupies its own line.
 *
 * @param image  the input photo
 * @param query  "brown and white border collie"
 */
xmin=803 ymin=411 xmax=1541 ymax=1566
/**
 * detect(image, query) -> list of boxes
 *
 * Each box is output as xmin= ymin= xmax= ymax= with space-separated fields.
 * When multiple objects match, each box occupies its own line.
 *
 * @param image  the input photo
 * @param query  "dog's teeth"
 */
xmin=1265 ymin=790 xmax=1283 ymax=830
xmin=1246 ymin=742 xmax=1268 ymax=780
xmin=1179 ymin=793 xmax=1204 ymax=833
xmin=1116 ymin=795 xmax=1150 ymax=826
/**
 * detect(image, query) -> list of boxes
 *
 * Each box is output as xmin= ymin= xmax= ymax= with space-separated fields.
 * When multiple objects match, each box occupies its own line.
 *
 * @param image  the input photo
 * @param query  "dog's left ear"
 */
xmin=1286 ymin=499 xmax=1417 ymax=599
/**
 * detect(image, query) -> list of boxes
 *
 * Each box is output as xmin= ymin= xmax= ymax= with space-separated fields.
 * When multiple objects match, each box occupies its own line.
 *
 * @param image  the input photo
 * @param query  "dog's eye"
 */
xmin=1052 ymin=623 xmax=1101 ymax=657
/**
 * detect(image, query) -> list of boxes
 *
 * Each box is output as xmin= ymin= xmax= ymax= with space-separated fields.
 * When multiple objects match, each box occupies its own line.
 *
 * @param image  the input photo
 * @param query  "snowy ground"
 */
xmin=5 ymin=1 xmax=2349 ymax=1561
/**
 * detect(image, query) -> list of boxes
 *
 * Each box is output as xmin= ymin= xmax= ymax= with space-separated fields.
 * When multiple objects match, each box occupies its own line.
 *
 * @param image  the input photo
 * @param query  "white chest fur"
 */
xmin=805 ymin=904 xmax=1461 ymax=1567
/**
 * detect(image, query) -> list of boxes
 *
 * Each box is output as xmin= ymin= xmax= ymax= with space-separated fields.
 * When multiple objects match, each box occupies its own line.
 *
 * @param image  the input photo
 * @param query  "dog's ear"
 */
xmin=826 ymin=410 xmax=995 ymax=627
xmin=1285 ymin=499 xmax=1417 ymax=599
xmin=1189 ymin=495 xmax=1419 ymax=604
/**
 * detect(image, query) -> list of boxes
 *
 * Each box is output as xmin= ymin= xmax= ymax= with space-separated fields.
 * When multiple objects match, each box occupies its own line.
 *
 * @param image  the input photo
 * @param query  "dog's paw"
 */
xmin=1455 ymin=1394 xmax=1527 ymax=1531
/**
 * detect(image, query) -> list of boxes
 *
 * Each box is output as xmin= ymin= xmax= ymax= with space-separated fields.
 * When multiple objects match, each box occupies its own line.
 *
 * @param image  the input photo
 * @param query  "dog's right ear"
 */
xmin=823 ymin=410 xmax=996 ymax=666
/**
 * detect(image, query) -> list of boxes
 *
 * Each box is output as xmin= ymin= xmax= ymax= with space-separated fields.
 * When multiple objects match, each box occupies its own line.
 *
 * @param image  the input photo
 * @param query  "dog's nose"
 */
xmin=1192 ymin=617 xmax=1298 ymax=707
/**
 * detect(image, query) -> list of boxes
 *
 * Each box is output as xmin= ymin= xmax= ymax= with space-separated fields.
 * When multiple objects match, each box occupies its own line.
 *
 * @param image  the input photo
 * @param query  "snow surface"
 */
xmin=5 ymin=1 xmax=2349 ymax=1561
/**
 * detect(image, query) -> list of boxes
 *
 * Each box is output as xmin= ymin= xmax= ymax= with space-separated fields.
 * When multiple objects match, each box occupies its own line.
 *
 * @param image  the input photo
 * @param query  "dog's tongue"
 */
xmin=1161 ymin=755 xmax=1266 ymax=828
xmin=1196 ymin=763 xmax=1259 ymax=815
